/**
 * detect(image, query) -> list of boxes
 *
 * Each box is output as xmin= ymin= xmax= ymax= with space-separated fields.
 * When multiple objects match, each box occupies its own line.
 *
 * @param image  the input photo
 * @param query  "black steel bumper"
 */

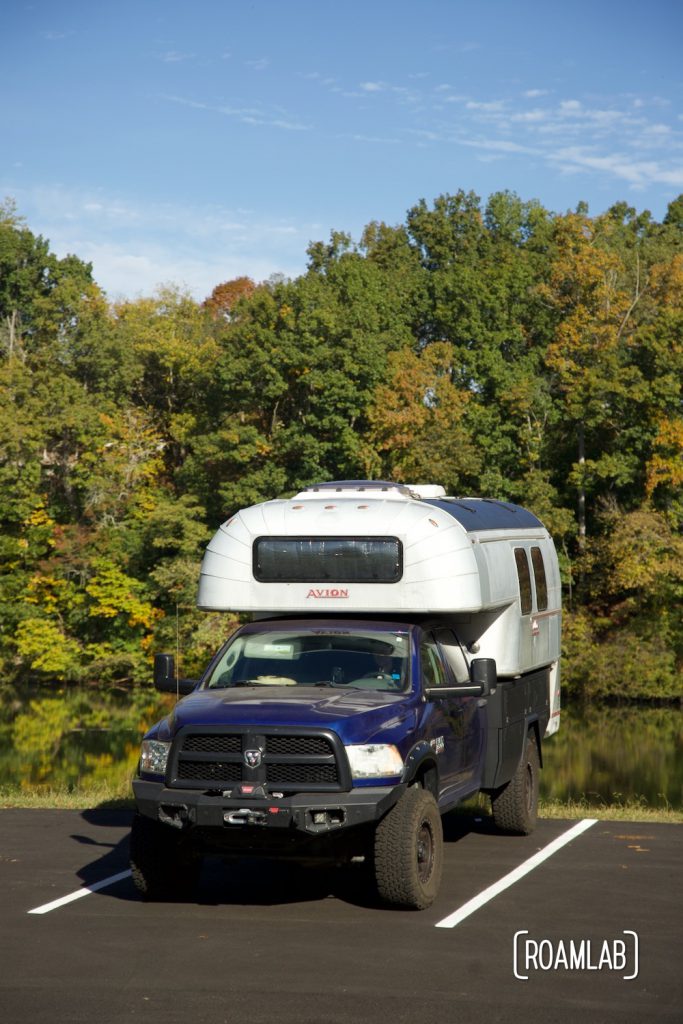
xmin=133 ymin=778 xmax=405 ymax=836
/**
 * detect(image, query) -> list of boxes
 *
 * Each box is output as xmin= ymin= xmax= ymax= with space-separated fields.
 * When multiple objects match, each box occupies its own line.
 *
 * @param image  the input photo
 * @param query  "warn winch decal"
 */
xmin=306 ymin=588 xmax=350 ymax=599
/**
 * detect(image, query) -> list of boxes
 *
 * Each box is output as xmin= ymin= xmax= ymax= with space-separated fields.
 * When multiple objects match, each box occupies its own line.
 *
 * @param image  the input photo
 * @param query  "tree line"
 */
xmin=1 ymin=190 xmax=681 ymax=702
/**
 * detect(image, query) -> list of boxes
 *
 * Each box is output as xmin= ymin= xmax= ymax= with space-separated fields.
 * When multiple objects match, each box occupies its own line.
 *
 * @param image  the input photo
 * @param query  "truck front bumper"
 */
xmin=133 ymin=778 xmax=406 ymax=837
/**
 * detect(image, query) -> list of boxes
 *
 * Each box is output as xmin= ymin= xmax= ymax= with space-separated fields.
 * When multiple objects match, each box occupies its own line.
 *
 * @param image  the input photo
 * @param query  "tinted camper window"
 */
xmin=514 ymin=548 xmax=533 ymax=615
xmin=531 ymin=546 xmax=548 ymax=611
xmin=253 ymin=537 xmax=402 ymax=583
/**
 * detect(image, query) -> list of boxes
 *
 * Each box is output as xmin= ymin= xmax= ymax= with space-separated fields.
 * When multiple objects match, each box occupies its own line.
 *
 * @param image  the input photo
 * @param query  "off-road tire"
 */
xmin=491 ymin=733 xmax=540 ymax=835
xmin=374 ymin=786 xmax=443 ymax=910
xmin=129 ymin=813 xmax=201 ymax=900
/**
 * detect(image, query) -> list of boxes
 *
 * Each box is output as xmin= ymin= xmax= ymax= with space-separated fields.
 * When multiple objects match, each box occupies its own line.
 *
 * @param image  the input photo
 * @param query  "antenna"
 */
xmin=175 ymin=602 xmax=180 ymax=702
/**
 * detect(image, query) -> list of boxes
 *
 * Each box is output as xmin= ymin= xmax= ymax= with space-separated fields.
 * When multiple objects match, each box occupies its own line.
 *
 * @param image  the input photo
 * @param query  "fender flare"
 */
xmin=401 ymin=741 xmax=439 ymax=798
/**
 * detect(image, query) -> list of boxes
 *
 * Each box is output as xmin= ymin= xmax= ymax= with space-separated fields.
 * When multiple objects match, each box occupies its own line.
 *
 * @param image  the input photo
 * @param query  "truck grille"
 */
xmin=170 ymin=729 xmax=347 ymax=792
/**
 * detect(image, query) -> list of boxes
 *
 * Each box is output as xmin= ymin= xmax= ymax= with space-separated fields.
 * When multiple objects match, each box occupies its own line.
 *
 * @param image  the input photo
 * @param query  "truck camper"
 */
xmin=131 ymin=481 xmax=562 ymax=909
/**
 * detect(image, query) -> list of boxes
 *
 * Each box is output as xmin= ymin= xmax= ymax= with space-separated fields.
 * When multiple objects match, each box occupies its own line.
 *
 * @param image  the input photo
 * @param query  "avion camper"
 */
xmin=131 ymin=481 xmax=562 ymax=909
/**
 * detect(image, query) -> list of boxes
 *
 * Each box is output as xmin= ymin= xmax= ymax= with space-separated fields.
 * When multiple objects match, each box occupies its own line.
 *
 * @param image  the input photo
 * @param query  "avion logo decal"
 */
xmin=306 ymin=588 xmax=350 ymax=599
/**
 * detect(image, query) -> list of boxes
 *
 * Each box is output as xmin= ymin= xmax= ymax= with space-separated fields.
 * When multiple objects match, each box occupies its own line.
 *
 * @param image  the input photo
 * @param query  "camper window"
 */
xmin=531 ymin=546 xmax=548 ymax=611
xmin=528 ymin=548 xmax=548 ymax=610
xmin=514 ymin=548 xmax=533 ymax=615
xmin=253 ymin=536 xmax=402 ymax=583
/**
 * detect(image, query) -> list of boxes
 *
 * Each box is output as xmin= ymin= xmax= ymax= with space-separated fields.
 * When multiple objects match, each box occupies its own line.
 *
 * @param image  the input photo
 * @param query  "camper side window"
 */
xmin=531 ymin=546 xmax=548 ymax=611
xmin=514 ymin=548 xmax=533 ymax=615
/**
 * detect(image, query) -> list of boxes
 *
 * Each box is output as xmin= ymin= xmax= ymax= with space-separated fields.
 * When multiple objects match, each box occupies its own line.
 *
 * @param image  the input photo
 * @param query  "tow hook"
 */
xmin=158 ymin=803 xmax=191 ymax=829
xmin=223 ymin=808 xmax=267 ymax=826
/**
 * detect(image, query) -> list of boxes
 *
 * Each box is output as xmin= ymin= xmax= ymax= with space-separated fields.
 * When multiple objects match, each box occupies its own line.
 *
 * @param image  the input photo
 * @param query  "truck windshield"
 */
xmin=205 ymin=628 xmax=411 ymax=693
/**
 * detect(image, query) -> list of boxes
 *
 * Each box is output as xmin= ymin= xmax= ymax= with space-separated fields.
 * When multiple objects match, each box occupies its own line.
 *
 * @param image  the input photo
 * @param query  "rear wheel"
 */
xmin=374 ymin=787 xmax=443 ymax=909
xmin=129 ymin=813 xmax=201 ymax=900
xmin=491 ymin=733 xmax=540 ymax=835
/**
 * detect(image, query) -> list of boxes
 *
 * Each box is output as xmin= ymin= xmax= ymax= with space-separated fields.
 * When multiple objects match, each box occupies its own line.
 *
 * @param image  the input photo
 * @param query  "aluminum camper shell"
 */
xmin=197 ymin=481 xmax=561 ymax=728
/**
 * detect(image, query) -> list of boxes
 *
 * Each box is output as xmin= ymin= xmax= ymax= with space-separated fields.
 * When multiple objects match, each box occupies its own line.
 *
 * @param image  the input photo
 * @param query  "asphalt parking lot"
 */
xmin=1 ymin=809 xmax=681 ymax=1023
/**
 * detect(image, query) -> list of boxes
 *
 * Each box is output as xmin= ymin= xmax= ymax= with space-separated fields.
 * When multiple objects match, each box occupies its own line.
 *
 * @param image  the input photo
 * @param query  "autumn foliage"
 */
xmin=0 ymin=192 xmax=681 ymax=701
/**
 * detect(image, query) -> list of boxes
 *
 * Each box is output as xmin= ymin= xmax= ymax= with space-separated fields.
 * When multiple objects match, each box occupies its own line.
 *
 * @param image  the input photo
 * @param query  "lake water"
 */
xmin=540 ymin=703 xmax=682 ymax=810
xmin=1 ymin=690 xmax=681 ymax=809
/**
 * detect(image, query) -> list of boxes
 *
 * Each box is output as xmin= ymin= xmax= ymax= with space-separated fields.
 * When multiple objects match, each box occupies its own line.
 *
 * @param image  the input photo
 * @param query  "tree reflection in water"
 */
xmin=540 ymin=704 xmax=682 ymax=809
xmin=1 ymin=691 xmax=681 ymax=809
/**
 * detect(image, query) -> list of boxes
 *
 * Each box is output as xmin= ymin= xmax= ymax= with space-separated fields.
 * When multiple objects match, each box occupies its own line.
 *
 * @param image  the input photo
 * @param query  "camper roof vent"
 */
xmin=296 ymin=480 xmax=417 ymax=499
xmin=406 ymin=484 xmax=447 ymax=499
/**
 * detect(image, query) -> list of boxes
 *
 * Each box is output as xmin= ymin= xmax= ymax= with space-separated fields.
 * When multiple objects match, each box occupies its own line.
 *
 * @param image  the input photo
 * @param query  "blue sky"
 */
xmin=3 ymin=0 xmax=682 ymax=300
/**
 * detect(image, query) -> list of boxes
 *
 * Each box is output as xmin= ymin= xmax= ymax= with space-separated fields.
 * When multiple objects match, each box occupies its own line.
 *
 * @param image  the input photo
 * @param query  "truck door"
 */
xmin=433 ymin=628 xmax=484 ymax=789
xmin=419 ymin=636 xmax=464 ymax=804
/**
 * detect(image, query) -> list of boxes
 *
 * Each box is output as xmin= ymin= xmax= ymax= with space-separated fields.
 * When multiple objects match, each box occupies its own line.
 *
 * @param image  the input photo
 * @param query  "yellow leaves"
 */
xmin=598 ymin=506 xmax=683 ymax=597
xmin=363 ymin=342 xmax=479 ymax=487
xmin=86 ymin=409 xmax=165 ymax=522
xmin=14 ymin=618 xmax=81 ymax=678
xmin=646 ymin=418 xmax=683 ymax=498
xmin=86 ymin=560 xmax=159 ymax=630
xmin=542 ymin=213 xmax=637 ymax=419
xmin=25 ymin=573 xmax=66 ymax=612
xmin=26 ymin=505 xmax=54 ymax=529
xmin=17 ymin=500 xmax=57 ymax=555
xmin=541 ymin=212 xmax=630 ymax=328
xmin=649 ymin=254 xmax=683 ymax=308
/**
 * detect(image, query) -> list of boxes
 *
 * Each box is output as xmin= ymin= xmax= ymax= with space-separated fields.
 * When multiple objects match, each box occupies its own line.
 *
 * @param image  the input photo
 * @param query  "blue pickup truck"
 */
xmin=130 ymin=482 xmax=561 ymax=909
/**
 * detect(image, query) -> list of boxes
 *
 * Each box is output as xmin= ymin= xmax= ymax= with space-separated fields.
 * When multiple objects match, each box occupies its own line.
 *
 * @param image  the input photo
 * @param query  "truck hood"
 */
xmin=155 ymin=686 xmax=416 ymax=746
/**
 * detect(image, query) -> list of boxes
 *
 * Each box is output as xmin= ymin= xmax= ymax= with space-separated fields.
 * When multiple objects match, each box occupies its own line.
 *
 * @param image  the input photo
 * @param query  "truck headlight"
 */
xmin=140 ymin=740 xmax=170 ymax=777
xmin=345 ymin=744 xmax=403 ymax=780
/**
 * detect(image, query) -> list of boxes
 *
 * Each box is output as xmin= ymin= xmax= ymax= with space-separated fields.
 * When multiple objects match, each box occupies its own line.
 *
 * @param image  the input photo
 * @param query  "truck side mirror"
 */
xmin=153 ymin=653 xmax=197 ymax=695
xmin=470 ymin=657 xmax=496 ymax=696
xmin=154 ymin=653 xmax=175 ymax=691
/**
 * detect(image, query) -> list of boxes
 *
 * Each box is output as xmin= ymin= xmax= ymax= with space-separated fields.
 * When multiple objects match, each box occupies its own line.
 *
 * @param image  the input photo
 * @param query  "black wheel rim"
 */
xmin=416 ymin=819 xmax=434 ymax=884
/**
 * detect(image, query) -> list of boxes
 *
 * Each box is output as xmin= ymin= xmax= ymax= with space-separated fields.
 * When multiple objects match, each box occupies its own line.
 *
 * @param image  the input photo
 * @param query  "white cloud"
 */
xmin=548 ymin=147 xmax=683 ymax=188
xmin=348 ymin=134 xmax=401 ymax=144
xmin=3 ymin=184 xmax=311 ymax=300
xmin=523 ymin=89 xmax=548 ymax=98
xmin=510 ymin=109 xmax=548 ymax=123
xmin=163 ymin=93 xmax=311 ymax=132
xmin=160 ymin=51 xmax=195 ymax=63
xmin=359 ymin=81 xmax=385 ymax=92
xmin=466 ymin=100 xmax=505 ymax=112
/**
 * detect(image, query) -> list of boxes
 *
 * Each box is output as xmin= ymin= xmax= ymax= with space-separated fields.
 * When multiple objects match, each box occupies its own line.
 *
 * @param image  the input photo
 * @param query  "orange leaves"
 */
xmin=203 ymin=277 xmax=256 ymax=319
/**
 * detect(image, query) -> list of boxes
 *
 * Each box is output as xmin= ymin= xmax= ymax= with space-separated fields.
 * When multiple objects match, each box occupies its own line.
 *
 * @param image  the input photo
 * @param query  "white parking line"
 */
xmin=435 ymin=818 xmax=598 ymax=929
xmin=27 ymin=869 xmax=133 ymax=915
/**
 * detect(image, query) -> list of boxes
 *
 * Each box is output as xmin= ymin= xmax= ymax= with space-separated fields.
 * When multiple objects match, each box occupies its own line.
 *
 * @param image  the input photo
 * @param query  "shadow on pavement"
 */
xmin=71 ymin=806 xmax=491 ymax=910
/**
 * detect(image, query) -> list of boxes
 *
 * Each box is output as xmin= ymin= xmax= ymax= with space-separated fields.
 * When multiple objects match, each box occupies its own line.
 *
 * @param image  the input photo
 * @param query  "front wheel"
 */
xmin=129 ymin=813 xmax=201 ymax=900
xmin=490 ymin=733 xmax=540 ymax=835
xmin=374 ymin=787 xmax=443 ymax=909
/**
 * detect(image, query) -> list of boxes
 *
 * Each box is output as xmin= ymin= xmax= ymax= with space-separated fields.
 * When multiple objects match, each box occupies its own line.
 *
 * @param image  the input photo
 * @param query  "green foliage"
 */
xmin=0 ymin=194 xmax=681 ymax=699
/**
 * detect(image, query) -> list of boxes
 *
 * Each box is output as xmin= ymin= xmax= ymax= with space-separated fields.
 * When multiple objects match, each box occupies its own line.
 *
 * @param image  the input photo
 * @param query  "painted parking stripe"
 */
xmin=28 ymin=869 xmax=133 ymax=915
xmin=435 ymin=818 xmax=598 ymax=929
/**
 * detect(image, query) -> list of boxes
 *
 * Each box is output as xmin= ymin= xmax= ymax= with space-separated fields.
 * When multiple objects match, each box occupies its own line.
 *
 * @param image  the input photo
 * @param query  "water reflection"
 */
xmin=0 ymin=688 xmax=174 ymax=792
xmin=1 ymin=689 xmax=681 ymax=809
xmin=541 ymin=704 xmax=683 ymax=809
